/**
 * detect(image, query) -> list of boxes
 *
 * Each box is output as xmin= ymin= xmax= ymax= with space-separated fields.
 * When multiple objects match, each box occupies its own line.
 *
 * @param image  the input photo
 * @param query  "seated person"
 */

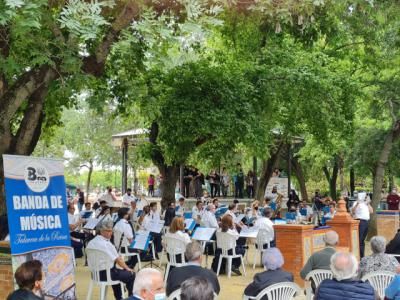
xmin=254 ymin=207 xmax=275 ymax=248
xmin=166 ymin=241 xmax=220 ymax=296
xmin=127 ymin=268 xmax=164 ymax=300
xmin=67 ymin=203 xmax=85 ymax=258
xmin=94 ymin=200 xmax=107 ymax=217
xmin=181 ymin=277 xmax=215 ymax=300
xmin=244 ymin=247 xmax=293 ymax=299
xmin=192 ymin=200 xmax=204 ymax=224
xmin=87 ymin=219 xmax=134 ymax=300
xmin=202 ymin=204 xmax=219 ymax=228
xmin=96 ymin=205 xmax=113 ymax=223
xmin=298 ymin=200 xmax=313 ymax=221
xmin=163 ymin=202 xmax=176 ymax=227
xmin=212 ymin=198 xmax=219 ymax=209
xmin=141 ymin=205 xmax=162 ymax=257
xmin=165 ymin=217 xmax=191 ymax=245
xmin=113 ymin=207 xmax=138 ymax=268
xmin=386 ymin=229 xmax=400 ymax=262
xmin=315 ymin=252 xmax=376 ymax=300
xmin=79 ymin=202 xmax=93 ymax=219
xmin=385 ymin=273 xmax=400 ymax=300
xmin=211 ymin=214 xmax=245 ymax=275
xmin=7 ymin=260 xmax=43 ymax=300
xmin=359 ymin=235 xmax=399 ymax=278
xmin=175 ymin=197 xmax=186 ymax=217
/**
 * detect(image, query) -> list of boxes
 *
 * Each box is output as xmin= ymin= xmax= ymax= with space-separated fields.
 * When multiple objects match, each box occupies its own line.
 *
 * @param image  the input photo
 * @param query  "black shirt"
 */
xmin=7 ymin=289 xmax=43 ymax=300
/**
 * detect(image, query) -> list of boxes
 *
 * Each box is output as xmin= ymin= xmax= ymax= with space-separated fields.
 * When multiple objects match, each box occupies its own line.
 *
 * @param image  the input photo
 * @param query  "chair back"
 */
xmin=305 ymin=269 xmax=333 ymax=287
xmin=361 ymin=270 xmax=396 ymax=299
xmin=165 ymin=236 xmax=186 ymax=264
xmin=86 ymin=248 xmax=115 ymax=284
xmin=256 ymin=229 xmax=273 ymax=248
xmin=113 ymin=228 xmax=125 ymax=251
xmin=216 ymin=231 xmax=237 ymax=256
xmin=167 ymin=288 xmax=181 ymax=300
xmin=255 ymin=282 xmax=301 ymax=300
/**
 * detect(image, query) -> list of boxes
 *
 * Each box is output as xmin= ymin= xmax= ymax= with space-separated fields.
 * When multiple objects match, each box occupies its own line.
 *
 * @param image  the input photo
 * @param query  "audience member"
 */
xmin=7 ymin=260 xmax=43 ymax=300
xmin=180 ymin=277 xmax=215 ymax=300
xmin=244 ymin=247 xmax=293 ymax=299
xmin=314 ymin=252 xmax=376 ymax=300
xmin=386 ymin=229 xmax=400 ymax=262
xmin=166 ymin=241 xmax=220 ymax=296
xmin=387 ymin=188 xmax=400 ymax=210
xmin=300 ymin=231 xmax=338 ymax=279
xmin=87 ymin=219 xmax=134 ymax=300
xmin=128 ymin=268 xmax=165 ymax=300
xmin=359 ymin=235 xmax=399 ymax=278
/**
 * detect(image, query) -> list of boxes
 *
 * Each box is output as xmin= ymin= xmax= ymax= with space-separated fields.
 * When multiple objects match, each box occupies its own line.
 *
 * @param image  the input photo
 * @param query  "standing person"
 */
xmin=6 ymin=260 xmax=44 ymax=300
xmin=351 ymin=192 xmax=373 ymax=258
xmin=147 ymin=174 xmax=155 ymax=197
xmin=183 ymin=166 xmax=193 ymax=198
xmin=221 ymin=167 xmax=230 ymax=197
xmin=387 ymin=188 xmax=400 ymax=210
xmin=235 ymin=165 xmax=245 ymax=199
xmin=312 ymin=189 xmax=324 ymax=212
xmin=76 ymin=188 xmax=85 ymax=212
xmin=208 ymin=170 xmax=217 ymax=198
xmin=286 ymin=189 xmax=300 ymax=209
xmin=194 ymin=169 xmax=204 ymax=199
xmin=99 ymin=186 xmax=117 ymax=207
xmin=245 ymin=170 xmax=255 ymax=199
xmin=86 ymin=219 xmax=135 ymax=300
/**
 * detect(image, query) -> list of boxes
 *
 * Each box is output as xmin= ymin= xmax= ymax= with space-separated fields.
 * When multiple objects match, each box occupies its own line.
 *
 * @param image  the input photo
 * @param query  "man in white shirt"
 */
xmin=122 ymin=188 xmax=135 ymax=207
xmin=148 ymin=202 xmax=162 ymax=254
xmin=254 ymin=208 xmax=275 ymax=247
xmin=87 ymin=219 xmax=134 ymax=300
xmin=98 ymin=186 xmax=117 ymax=207
xmin=114 ymin=208 xmax=139 ymax=269
xmin=175 ymin=197 xmax=186 ymax=217
xmin=149 ymin=202 xmax=161 ymax=221
xmin=192 ymin=200 xmax=204 ymax=224
xmin=202 ymin=204 xmax=219 ymax=228
xmin=351 ymin=192 xmax=373 ymax=258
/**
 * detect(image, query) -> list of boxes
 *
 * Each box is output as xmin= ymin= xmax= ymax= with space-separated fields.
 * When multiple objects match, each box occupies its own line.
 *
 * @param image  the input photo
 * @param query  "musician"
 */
xmin=114 ymin=208 xmax=138 ymax=268
xmin=95 ymin=200 xmax=107 ymax=217
xmin=122 ymin=188 xmax=135 ymax=208
xmin=212 ymin=198 xmax=219 ymax=209
xmin=129 ymin=200 xmax=139 ymax=224
xmin=68 ymin=204 xmax=85 ymax=258
xmin=286 ymin=189 xmax=300 ymax=209
xmin=264 ymin=186 xmax=280 ymax=203
xmin=147 ymin=202 xmax=162 ymax=255
xmin=79 ymin=202 xmax=94 ymax=220
xmin=202 ymin=204 xmax=219 ymax=228
xmin=298 ymin=200 xmax=313 ymax=220
xmin=192 ymin=200 xmax=204 ymax=224
xmin=96 ymin=206 xmax=113 ymax=223
xmin=165 ymin=217 xmax=191 ymax=245
xmin=176 ymin=197 xmax=186 ymax=217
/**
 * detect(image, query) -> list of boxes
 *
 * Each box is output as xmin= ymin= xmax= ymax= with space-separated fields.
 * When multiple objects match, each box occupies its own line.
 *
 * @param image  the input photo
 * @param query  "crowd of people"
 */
xmin=7 ymin=183 xmax=400 ymax=300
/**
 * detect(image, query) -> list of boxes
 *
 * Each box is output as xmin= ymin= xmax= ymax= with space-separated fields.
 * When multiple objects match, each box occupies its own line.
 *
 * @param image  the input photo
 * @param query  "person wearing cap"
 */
xmin=87 ymin=219 xmax=135 ymax=300
xmin=114 ymin=207 xmax=138 ymax=268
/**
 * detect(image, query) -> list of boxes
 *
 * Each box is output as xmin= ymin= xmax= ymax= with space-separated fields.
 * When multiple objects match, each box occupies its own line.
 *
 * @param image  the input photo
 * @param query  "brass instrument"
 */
xmin=273 ymin=192 xmax=284 ymax=219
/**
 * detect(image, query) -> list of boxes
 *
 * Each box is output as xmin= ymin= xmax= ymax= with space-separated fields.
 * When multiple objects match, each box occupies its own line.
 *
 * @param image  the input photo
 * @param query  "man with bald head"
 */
xmin=315 ymin=252 xmax=376 ymax=299
xmin=300 ymin=231 xmax=339 ymax=279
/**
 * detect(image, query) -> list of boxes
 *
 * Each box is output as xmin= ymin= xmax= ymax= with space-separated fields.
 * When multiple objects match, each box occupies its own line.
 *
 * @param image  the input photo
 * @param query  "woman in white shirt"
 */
xmin=164 ymin=217 xmax=191 ymax=264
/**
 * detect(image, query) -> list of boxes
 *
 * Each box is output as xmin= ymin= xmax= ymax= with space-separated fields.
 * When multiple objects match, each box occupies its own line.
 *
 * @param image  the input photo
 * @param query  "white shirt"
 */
xmin=352 ymin=201 xmax=370 ymax=220
xmin=68 ymin=213 xmax=80 ymax=231
xmin=165 ymin=230 xmax=191 ymax=245
xmin=192 ymin=206 xmax=203 ymax=221
xmin=176 ymin=204 xmax=185 ymax=217
xmin=135 ymin=199 xmax=145 ymax=210
xmin=202 ymin=211 xmax=219 ymax=228
xmin=114 ymin=219 xmax=134 ymax=248
xmin=122 ymin=193 xmax=135 ymax=207
xmin=142 ymin=214 xmax=152 ymax=231
xmin=87 ymin=235 xmax=118 ymax=269
xmin=150 ymin=210 xmax=160 ymax=221
xmin=99 ymin=193 xmax=115 ymax=207
xmin=264 ymin=191 xmax=278 ymax=203
xmin=97 ymin=214 xmax=113 ymax=223
xmin=254 ymin=217 xmax=274 ymax=239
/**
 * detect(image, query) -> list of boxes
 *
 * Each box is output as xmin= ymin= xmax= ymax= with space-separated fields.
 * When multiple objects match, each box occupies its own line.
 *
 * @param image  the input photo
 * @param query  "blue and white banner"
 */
xmin=3 ymin=155 xmax=76 ymax=299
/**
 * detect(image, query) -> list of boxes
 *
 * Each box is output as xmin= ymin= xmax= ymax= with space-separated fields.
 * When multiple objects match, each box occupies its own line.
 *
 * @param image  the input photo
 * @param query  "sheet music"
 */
xmin=185 ymin=218 xmax=196 ymax=231
xmin=83 ymin=218 xmax=100 ymax=230
xmin=146 ymin=220 xmax=165 ymax=233
xmin=192 ymin=227 xmax=216 ymax=241
xmin=130 ymin=231 xmax=150 ymax=251
xmin=239 ymin=226 xmax=259 ymax=238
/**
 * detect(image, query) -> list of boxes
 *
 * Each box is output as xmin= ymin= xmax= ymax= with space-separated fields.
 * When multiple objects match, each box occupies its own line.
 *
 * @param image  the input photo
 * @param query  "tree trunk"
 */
xmin=369 ymin=120 xmax=400 ymax=237
xmin=291 ymin=156 xmax=308 ymax=201
xmin=159 ymin=165 xmax=179 ymax=209
xmin=85 ymin=160 xmax=93 ymax=202
xmin=255 ymin=141 xmax=285 ymax=200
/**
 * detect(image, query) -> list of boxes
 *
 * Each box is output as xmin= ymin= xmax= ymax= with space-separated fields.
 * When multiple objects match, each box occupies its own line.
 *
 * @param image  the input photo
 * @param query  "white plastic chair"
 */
xmin=252 ymin=229 xmax=274 ymax=269
xmin=164 ymin=236 xmax=187 ymax=284
xmin=168 ymin=288 xmax=181 ymax=300
xmin=304 ymin=269 xmax=333 ymax=300
xmin=243 ymin=282 xmax=301 ymax=300
xmin=86 ymin=248 xmax=125 ymax=300
xmin=216 ymin=231 xmax=246 ymax=278
xmin=113 ymin=229 xmax=142 ymax=270
xmin=361 ymin=270 xmax=396 ymax=299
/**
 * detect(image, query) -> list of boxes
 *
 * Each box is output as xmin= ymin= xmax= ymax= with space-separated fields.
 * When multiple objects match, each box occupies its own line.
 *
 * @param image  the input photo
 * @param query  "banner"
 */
xmin=3 ymin=155 xmax=76 ymax=299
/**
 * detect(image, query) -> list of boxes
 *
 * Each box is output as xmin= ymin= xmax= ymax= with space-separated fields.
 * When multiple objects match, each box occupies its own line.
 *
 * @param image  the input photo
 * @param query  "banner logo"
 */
xmin=24 ymin=162 xmax=50 ymax=192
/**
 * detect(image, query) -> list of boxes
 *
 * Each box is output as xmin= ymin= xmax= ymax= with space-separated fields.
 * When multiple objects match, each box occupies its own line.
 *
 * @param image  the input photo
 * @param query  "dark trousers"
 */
xmin=358 ymin=219 xmax=369 ymax=258
xmin=99 ymin=268 xmax=134 ymax=300
xmin=212 ymin=246 xmax=246 ymax=271
xmin=148 ymin=185 xmax=154 ymax=196
xmin=150 ymin=232 xmax=163 ymax=253
xmin=247 ymin=186 xmax=254 ymax=198
xmin=235 ymin=184 xmax=243 ymax=198
xmin=211 ymin=184 xmax=218 ymax=197
xmin=183 ymin=181 xmax=191 ymax=198
xmin=120 ymin=248 xmax=139 ymax=268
